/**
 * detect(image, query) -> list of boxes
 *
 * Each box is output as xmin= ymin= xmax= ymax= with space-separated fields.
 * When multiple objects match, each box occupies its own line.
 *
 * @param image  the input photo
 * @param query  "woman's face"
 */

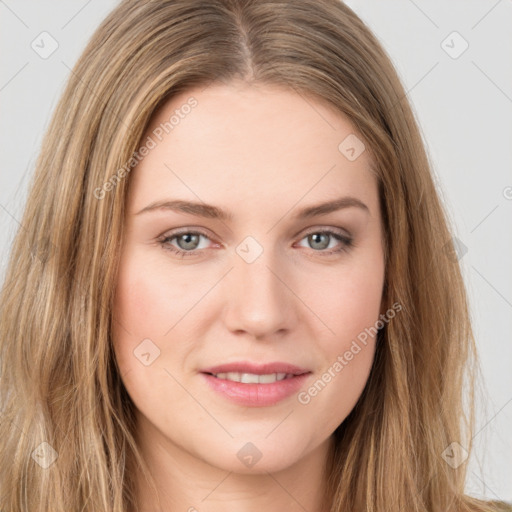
xmin=113 ymin=81 xmax=385 ymax=474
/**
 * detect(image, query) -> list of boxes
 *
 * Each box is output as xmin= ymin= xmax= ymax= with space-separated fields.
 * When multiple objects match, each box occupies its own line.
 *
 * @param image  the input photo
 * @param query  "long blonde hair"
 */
xmin=0 ymin=1 xmax=509 ymax=511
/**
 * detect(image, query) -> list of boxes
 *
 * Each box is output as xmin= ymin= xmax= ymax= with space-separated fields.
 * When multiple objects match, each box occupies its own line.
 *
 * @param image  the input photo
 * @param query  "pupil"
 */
xmin=178 ymin=233 xmax=199 ymax=250
xmin=310 ymin=233 xmax=329 ymax=250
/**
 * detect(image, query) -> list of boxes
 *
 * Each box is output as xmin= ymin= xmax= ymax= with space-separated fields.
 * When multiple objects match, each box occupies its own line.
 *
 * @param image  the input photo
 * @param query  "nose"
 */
xmin=221 ymin=247 xmax=299 ymax=340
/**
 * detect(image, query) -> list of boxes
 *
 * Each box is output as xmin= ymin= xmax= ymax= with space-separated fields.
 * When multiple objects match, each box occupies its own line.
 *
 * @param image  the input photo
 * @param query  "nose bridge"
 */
xmin=222 ymin=238 xmax=297 ymax=337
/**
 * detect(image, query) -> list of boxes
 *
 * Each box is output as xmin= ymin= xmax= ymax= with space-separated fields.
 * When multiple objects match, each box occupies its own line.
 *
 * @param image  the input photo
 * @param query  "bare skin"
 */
xmin=113 ymin=80 xmax=385 ymax=512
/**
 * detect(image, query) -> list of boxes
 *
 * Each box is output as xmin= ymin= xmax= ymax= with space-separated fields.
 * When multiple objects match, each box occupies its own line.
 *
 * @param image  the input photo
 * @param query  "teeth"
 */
xmin=241 ymin=372 xmax=259 ymax=383
xmin=213 ymin=372 xmax=290 ymax=383
xmin=226 ymin=372 xmax=240 ymax=382
xmin=259 ymin=373 xmax=280 ymax=384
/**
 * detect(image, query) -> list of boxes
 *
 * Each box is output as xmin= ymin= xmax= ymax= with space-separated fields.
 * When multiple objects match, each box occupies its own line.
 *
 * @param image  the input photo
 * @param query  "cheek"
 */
xmin=111 ymin=251 xmax=187 ymax=416
xmin=297 ymin=252 xmax=384 ymax=415
xmin=296 ymin=267 xmax=382 ymax=426
xmin=323 ymin=276 xmax=380 ymax=381
xmin=112 ymin=250 xmax=174 ymax=373
xmin=311 ymin=257 xmax=384 ymax=349
xmin=113 ymin=248 xmax=195 ymax=341
xmin=112 ymin=247 xmax=214 ymax=386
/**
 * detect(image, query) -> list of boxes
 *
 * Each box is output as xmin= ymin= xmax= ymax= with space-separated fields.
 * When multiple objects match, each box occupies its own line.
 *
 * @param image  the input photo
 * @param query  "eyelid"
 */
xmin=160 ymin=226 xmax=213 ymax=239
xmin=294 ymin=226 xmax=354 ymax=254
xmin=299 ymin=225 xmax=352 ymax=239
xmin=158 ymin=225 xmax=353 ymax=258
xmin=157 ymin=227 xmax=221 ymax=257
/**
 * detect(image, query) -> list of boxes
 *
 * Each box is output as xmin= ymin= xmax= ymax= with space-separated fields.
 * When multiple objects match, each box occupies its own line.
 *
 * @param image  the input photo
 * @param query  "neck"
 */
xmin=132 ymin=416 xmax=334 ymax=512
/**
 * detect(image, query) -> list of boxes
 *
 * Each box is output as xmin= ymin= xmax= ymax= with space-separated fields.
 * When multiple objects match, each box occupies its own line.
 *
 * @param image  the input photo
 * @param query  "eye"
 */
xmin=158 ymin=227 xmax=353 ymax=259
xmin=296 ymin=229 xmax=353 ymax=254
xmin=159 ymin=230 xmax=215 ymax=257
xmin=173 ymin=233 xmax=206 ymax=251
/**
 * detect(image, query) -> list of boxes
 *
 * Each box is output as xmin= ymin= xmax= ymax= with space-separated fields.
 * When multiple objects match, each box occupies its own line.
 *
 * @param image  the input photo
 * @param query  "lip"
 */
xmin=200 ymin=361 xmax=311 ymax=407
xmin=201 ymin=361 xmax=310 ymax=376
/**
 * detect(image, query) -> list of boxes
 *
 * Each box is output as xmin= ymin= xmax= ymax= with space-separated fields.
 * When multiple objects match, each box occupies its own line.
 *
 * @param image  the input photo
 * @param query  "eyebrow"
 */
xmin=135 ymin=196 xmax=369 ymax=220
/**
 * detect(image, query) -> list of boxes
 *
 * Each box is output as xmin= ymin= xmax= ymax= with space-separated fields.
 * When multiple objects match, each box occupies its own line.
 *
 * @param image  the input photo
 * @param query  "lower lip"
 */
xmin=201 ymin=372 xmax=310 ymax=407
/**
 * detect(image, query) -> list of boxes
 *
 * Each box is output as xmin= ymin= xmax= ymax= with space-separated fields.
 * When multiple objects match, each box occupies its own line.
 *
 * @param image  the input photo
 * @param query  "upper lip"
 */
xmin=201 ymin=361 xmax=310 ymax=376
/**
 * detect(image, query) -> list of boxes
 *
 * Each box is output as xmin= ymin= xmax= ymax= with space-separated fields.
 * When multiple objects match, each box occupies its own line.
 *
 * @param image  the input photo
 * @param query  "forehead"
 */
xmin=128 ymin=81 xmax=377 ymax=218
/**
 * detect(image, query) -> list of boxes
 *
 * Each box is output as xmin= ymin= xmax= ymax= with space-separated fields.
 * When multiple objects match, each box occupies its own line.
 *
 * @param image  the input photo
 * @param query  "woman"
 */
xmin=0 ymin=0 xmax=509 ymax=511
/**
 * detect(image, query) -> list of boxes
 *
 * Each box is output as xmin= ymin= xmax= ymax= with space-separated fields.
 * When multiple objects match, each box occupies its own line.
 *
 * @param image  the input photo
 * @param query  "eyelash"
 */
xmin=158 ymin=228 xmax=353 ymax=259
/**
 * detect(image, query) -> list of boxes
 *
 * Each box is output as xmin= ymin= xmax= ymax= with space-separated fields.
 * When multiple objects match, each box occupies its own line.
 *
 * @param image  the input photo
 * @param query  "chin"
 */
xmin=196 ymin=433 xmax=317 ymax=475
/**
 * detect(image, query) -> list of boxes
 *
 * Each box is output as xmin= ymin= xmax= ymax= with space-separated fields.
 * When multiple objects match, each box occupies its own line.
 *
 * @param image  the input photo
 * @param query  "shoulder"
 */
xmin=478 ymin=500 xmax=512 ymax=512
xmin=459 ymin=498 xmax=512 ymax=512
xmin=489 ymin=501 xmax=512 ymax=512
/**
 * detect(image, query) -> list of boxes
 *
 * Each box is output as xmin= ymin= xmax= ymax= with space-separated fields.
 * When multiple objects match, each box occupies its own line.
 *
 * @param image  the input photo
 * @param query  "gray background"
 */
xmin=1 ymin=0 xmax=511 ymax=502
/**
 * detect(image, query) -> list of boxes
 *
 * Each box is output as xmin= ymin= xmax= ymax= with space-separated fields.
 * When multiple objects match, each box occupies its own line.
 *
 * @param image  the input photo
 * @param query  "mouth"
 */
xmin=203 ymin=371 xmax=297 ymax=384
xmin=199 ymin=361 xmax=311 ymax=407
